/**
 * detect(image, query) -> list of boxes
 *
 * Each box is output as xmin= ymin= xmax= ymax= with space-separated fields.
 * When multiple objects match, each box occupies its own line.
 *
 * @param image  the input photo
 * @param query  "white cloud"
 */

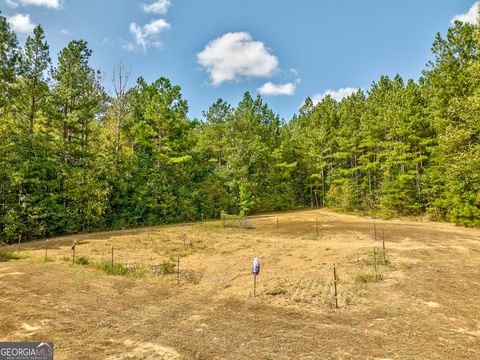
xmin=6 ymin=0 xmax=19 ymax=8
xmin=128 ymin=18 xmax=171 ymax=50
xmin=7 ymin=13 xmax=35 ymax=35
xmin=8 ymin=0 xmax=61 ymax=9
xmin=258 ymin=81 xmax=297 ymax=96
xmin=142 ymin=0 xmax=170 ymax=14
xmin=451 ymin=1 xmax=479 ymax=24
xmin=197 ymin=32 xmax=279 ymax=86
xmin=312 ymin=87 xmax=360 ymax=103
xmin=60 ymin=29 xmax=69 ymax=35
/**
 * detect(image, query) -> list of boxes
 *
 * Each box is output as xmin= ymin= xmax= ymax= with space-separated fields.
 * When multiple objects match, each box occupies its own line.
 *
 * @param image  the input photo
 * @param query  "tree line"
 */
xmin=1 ymin=13 xmax=479 ymax=243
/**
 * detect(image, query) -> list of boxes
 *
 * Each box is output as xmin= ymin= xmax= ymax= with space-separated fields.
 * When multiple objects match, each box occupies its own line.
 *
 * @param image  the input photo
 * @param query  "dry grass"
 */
xmin=1 ymin=209 xmax=480 ymax=359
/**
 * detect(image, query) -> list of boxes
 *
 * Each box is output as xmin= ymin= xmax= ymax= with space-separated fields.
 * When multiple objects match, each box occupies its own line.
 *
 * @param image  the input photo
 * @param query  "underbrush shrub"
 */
xmin=448 ymin=203 xmax=480 ymax=228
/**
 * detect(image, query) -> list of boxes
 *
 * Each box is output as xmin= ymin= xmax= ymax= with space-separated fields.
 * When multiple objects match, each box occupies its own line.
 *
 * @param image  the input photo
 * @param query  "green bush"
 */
xmin=449 ymin=203 xmax=480 ymax=228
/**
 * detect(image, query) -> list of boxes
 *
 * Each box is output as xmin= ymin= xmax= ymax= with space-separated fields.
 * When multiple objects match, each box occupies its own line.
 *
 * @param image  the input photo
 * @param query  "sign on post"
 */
xmin=252 ymin=257 xmax=261 ymax=297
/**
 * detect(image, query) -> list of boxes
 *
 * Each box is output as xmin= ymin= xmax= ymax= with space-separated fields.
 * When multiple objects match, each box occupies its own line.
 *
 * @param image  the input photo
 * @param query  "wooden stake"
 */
xmin=373 ymin=248 xmax=378 ymax=280
xmin=72 ymin=246 xmax=76 ymax=265
xmin=333 ymin=264 xmax=338 ymax=309
xmin=44 ymin=240 xmax=48 ymax=263
xmin=276 ymin=217 xmax=279 ymax=235
xmin=177 ymin=256 xmax=180 ymax=286
xmin=373 ymin=219 xmax=377 ymax=241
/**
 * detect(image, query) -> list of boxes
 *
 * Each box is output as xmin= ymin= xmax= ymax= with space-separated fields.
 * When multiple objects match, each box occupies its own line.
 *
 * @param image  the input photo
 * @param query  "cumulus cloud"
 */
xmin=312 ymin=87 xmax=360 ymax=103
xmin=197 ymin=32 xmax=279 ymax=86
xmin=451 ymin=1 xmax=479 ymax=24
xmin=128 ymin=18 xmax=171 ymax=50
xmin=258 ymin=81 xmax=297 ymax=96
xmin=7 ymin=13 xmax=35 ymax=35
xmin=142 ymin=0 xmax=171 ymax=14
xmin=7 ymin=0 xmax=61 ymax=9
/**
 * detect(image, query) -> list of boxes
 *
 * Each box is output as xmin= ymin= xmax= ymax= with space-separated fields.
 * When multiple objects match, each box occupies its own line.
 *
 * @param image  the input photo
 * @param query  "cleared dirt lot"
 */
xmin=1 ymin=209 xmax=480 ymax=359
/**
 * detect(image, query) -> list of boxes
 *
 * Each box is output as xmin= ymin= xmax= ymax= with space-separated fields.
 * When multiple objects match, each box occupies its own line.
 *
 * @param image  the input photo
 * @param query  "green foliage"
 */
xmin=1 ymin=15 xmax=480 ymax=246
xmin=449 ymin=203 xmax=480 ymax=227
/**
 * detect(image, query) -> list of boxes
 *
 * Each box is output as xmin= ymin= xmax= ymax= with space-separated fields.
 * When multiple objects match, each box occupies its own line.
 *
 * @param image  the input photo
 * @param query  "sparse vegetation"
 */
xmin=0 ymin=251 xmax=25 ymax=261
xmin=0 ymin=209 xmax=479 ymax=359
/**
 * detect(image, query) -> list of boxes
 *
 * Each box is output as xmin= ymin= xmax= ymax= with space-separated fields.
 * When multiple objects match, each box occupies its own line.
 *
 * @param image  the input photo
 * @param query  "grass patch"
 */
xmin=95 ymin=262 xmax=139 ymax=277
xmin=0 ymin=251 xmax=26 ymax=261
xmin=354 ymin=272 xmax=383 ymax=283
xmin=200 ymin=222 xmax=223 ymax=229
xmin=164 ymin=239 xmax=212 ymax=259
xmin=182 ymin=269 xmax=203 ymax=284
xmin=41 ymin=256 xmax=55 ymax=263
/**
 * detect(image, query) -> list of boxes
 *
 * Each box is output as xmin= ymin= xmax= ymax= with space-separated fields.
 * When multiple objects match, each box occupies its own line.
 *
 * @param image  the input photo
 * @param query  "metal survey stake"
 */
xmin=333 ymin=264 xmax=338 ymax=309
xmin=252 ymin=257 xmax=261 ymax=297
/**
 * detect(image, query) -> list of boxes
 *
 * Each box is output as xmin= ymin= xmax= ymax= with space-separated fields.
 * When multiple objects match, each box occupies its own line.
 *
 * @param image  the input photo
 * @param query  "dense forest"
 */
xmin=1 ymin=13 xmax=480 ymax=243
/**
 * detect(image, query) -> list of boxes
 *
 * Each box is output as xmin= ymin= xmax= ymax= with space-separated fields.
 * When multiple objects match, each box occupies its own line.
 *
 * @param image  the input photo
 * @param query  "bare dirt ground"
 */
xmin=1 ymin=209 xmax=480 ymax=359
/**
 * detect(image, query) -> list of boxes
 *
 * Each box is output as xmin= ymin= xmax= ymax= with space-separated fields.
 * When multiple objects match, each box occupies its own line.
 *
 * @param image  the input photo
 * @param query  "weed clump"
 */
xmin=74 ymin=256 xmax=91 ymax=265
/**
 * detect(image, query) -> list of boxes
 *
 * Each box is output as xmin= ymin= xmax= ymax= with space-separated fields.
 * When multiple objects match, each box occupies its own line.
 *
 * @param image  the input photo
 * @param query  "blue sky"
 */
xmin=1 ymin=0 xmax=478 ymax=120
